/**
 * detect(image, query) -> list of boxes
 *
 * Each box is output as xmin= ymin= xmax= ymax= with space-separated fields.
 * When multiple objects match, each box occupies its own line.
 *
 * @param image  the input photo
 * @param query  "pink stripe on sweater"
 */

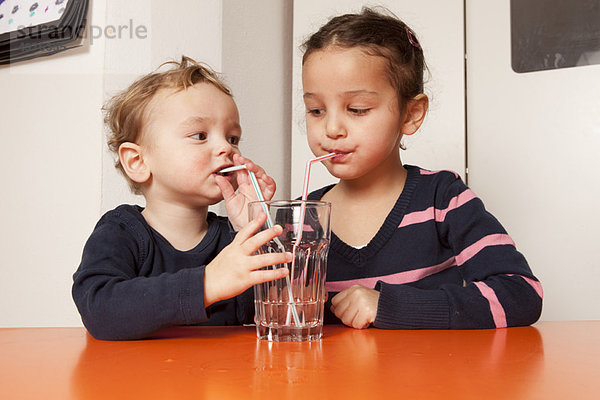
xmin=325 ymin=257 xmax=456 ymax=292
xmin=473 ymin=281 xmax=507 ymax=328
xmin=455 ymin=234 xmax=515 ymax=266
xmin=399 ymin=206 xmax=435 ymax=228
xmin=507 ymin=274 xmax=544 ymax=298
xmin=399 ymin=189 xmax=478 ymax=227
xmin=419 ymin=168 xmax=459 ymax=178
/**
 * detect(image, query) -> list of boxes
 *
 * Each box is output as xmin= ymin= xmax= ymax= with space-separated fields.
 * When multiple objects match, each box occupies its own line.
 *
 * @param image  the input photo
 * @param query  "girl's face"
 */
xmin=302 ymin=46 xmax=404 ymax=181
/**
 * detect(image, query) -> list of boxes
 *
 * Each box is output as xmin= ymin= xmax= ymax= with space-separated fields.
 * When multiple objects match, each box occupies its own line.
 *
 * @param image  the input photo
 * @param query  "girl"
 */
xmin=301 ymin=8 xmax=543 ymax=329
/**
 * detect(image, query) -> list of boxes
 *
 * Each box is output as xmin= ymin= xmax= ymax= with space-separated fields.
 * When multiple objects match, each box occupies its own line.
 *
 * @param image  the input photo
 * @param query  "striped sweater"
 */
xmin=307 ymin=165 xmax=543 ymax=329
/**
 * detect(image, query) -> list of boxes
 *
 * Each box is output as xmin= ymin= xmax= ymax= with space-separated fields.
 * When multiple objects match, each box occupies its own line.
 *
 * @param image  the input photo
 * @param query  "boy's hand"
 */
xmin=330 ymin=285 xmax=380 ymax=329
xmin=203 ymin=212 xmax=290 ymax=307
xmin=215 ymin=154 xmax=277 ymax=231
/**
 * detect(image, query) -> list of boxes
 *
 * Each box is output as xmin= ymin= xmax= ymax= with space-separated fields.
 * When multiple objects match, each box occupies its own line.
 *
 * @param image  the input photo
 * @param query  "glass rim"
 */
xmin=248 ymin=200 xmax=330 ymax=208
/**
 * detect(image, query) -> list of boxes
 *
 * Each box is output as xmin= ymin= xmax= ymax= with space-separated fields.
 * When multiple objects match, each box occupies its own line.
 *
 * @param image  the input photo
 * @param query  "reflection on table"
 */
xmin=1 ymin=321 xmax=599 ymax=399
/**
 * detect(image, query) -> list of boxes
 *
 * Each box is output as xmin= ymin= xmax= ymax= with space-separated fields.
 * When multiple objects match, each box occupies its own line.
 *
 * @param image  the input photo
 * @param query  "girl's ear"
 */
xmin=401 ymin=94 xmax=429 ymax=136
xmin=118 ymin=142 xmax=151 ymax=185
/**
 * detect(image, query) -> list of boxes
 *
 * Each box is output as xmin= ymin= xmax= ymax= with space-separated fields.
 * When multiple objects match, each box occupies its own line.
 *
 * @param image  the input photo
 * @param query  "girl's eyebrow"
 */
xmin=343 ymin=90 xmax=378 ymax=97
xmin=303 ymin=90 xmax=378 ymax=99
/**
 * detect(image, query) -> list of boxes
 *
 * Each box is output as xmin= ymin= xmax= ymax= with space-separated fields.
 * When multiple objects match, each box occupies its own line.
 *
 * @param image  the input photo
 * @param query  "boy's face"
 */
xmin=139 ymin=82 xmax=242 ymax=206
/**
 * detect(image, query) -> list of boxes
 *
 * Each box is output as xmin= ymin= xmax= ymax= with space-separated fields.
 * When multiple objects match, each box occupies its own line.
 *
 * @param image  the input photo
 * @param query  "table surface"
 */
xmin=1 ymin=321 xmax=598 ymax=399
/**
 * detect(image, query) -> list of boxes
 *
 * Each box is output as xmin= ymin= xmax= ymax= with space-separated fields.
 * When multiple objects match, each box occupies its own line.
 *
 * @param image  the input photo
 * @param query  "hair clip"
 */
xmin=405 ymin=26 xmax=421 ymax=50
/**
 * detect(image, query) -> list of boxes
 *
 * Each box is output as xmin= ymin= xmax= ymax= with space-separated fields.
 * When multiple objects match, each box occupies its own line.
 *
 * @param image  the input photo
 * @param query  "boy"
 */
xmin=72 ymin=56 xmax=290 ymax=340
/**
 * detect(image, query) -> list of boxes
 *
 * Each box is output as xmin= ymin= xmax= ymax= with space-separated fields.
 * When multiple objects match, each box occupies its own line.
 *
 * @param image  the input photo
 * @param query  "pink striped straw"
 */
xmin=285 ymin=152 xmax=336 ymax=326
xmin=295 ymin=152 xmax=336 ymax=246
xmin=300 ymin=153 xmax=338 ymax=201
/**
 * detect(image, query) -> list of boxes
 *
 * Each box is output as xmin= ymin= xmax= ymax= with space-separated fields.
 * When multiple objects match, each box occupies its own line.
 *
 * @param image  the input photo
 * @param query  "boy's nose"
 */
xmin=214 ymin=137 xmax=235 ymax=158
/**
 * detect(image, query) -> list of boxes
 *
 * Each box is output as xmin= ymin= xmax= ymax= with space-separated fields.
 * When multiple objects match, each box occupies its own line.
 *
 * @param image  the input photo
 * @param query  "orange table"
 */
xmin=1 ymin=321 xmax=598 ymax=399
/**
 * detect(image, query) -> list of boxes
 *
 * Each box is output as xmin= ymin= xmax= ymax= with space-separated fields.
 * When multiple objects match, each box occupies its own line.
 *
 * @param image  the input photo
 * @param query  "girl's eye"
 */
xmin=228 ymin=136 xmax=240 ymax=145
xmin=191 ymin=132 xmax=207 ymax=140
xmin=307 ymin=108 xmax=324 ymax=116
xmin=349 ymin=108 xmax=370 ymax=115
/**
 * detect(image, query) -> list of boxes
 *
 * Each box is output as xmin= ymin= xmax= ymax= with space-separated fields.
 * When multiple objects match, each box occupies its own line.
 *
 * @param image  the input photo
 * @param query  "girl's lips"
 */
xmin=329 ymin=152 xmax=351 ymax=162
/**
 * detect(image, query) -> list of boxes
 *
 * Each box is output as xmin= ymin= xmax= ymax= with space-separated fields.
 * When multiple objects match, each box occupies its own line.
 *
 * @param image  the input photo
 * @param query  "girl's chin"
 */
xmin=325 ymin=165 xmax=356 ymax=180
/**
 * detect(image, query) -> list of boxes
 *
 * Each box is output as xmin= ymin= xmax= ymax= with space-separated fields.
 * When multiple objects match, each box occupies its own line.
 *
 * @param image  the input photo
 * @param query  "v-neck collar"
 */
xmin=307 ymin=165 xmax=419 ymax=265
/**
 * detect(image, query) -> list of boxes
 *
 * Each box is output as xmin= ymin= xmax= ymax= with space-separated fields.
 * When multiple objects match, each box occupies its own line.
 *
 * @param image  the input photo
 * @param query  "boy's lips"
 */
xmin=213 ymin=164 xmax=235 ymax=175
xmin=211 ymin=170 xmax=234 ymax=184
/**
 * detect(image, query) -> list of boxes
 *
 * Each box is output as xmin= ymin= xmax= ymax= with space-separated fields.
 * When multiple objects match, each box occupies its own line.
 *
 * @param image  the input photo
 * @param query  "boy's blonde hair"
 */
xmin=103 ymin=56 xmax=232 ymax=194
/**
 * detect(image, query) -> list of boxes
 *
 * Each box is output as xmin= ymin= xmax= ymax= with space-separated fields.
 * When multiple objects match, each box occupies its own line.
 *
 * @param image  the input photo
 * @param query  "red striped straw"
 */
xmin=294 ymin=152 xmax=337 ymax=246
xmin=300 ymin=153 xmax=337 ymax=201
xmin=285 ymin=152 xmax=337 ymax=326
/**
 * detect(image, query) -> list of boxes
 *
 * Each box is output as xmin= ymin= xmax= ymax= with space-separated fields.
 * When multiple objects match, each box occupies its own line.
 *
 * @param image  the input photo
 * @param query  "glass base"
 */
xmin=256 ymin=324 xmax=323 ymax=342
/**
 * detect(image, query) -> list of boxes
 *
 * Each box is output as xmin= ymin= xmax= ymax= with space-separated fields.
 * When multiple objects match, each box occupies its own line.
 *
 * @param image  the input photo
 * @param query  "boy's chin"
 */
xmin=190 ymin=189 xmax=223 ymax=208
xmin=205 ymin=194 xmax=225 ymax=206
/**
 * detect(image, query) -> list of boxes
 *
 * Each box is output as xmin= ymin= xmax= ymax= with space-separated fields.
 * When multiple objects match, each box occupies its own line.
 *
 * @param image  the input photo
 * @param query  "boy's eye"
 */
xmin=228 ymin=136 xmax=240 ymax=145
xmin=307 ymin=108 xmax=324 ymax=116
xmin=348 ymin=108 xmax=370 ymax=115
xmin=191 ymin=132 xmax=207 ymax=140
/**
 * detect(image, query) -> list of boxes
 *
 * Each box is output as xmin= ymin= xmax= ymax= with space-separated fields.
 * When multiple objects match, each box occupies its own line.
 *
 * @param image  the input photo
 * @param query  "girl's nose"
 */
xmin=325 ymin=114 xmax=347 ymax=139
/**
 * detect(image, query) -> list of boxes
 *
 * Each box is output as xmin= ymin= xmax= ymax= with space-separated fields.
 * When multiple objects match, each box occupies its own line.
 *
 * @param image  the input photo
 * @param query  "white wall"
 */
xmin=101 ymin=0 xmax=294 ymax=209
xmin=0 ymin=0 xmax=106 ymax=326
xmin=0 ymin=0 xmax=293 ymax=327
xmin=1 ymin=0 xmax=598 ymax=327
xmin=222 ymin=0 xmax=293 ymax=200
xmin=466 ymin=0 xmax=600 ymax=320
xmin=101 ymin=0 xmax=223 ymax=212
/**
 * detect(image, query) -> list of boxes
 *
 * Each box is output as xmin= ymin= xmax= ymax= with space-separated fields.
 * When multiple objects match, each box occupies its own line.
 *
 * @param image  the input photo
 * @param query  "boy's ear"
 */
xmin=118 ymin=142 xmax=151 ymax=184
xmin=401 ymin=94 xmax=429 ymax=136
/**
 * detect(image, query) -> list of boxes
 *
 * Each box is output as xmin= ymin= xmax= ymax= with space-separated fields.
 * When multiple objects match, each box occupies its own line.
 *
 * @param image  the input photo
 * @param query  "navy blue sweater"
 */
xmin=72 ymin=205 xmax=253 ymax=340
xmin=308 ymin=165 xmax=543 ymax=329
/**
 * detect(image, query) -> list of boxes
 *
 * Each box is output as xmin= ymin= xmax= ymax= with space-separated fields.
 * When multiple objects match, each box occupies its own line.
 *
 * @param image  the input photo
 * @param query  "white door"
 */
xmin=466 ymin=0 xmax=600 ymax=320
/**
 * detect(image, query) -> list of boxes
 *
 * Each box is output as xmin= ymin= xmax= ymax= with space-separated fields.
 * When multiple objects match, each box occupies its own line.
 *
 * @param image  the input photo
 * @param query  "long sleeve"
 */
xmin=72 ymin=206 xmax=252 ymax=340
xmin=72 ymin=221 xmax=209 ymax=340
xmin=374 ymin=173 xmax=542 ymax=329
xmin=315 ymin=166 xmax=543 ymax=330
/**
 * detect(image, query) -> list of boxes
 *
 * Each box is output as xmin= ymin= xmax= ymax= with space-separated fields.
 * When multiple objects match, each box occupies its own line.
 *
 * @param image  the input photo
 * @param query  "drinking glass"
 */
xmin=249 ymin=200 xmax=331 ymax=341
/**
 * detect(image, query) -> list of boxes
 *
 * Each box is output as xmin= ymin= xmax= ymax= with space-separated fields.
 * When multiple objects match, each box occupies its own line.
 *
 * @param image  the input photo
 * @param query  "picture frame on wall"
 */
xmin=0 ymin=0 xmax=89 ymax=65
xmin=511 ymin=0 xmax=600 ymax=73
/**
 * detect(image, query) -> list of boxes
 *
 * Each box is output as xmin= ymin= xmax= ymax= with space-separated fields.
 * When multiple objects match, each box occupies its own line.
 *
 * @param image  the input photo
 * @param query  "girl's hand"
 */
xmin=203 ymin=212 xmax=290 ymax=307
xmin=215 ymin=154 xmax=277 ymax=231
xmin=330 ymin=285 xmax=380 ymax=329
